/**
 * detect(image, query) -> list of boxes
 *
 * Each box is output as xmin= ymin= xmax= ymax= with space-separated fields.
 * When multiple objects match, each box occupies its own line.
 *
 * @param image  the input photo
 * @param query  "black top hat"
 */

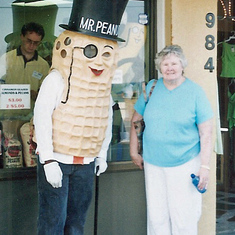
xmin=60 ymin=0 xmax=128 ymax=42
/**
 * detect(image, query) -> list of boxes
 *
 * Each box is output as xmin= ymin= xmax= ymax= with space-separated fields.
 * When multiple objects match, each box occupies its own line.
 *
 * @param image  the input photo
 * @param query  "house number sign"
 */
xmin=204 ymin=12 xmax=215 ymax=72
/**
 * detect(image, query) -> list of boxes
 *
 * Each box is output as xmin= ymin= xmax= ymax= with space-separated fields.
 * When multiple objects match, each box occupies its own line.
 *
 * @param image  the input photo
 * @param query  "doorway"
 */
xmin=217 ymin=0 xmax=235 ymax=192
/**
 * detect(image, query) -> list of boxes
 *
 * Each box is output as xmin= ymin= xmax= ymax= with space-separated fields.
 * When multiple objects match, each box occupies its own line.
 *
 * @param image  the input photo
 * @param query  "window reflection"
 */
xmin=0 ymin=0 xmax=57 ymax=168
xmin=0 ymin=0 xmax=147 ymax=168
xmin=110 ymin=1 xmax=146 ymax=162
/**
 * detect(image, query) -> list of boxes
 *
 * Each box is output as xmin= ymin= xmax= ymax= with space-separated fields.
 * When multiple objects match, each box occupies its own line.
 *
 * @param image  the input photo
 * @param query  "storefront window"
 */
xmin=217 ymin=0 xmax=235 ymax=190
xmin=0 ymin=0 xmax=59 ymax=169
xmin=0 ymin=0 xmax=147 ymax=170
xmin=109 ymin=1 xmax=147 ymax=161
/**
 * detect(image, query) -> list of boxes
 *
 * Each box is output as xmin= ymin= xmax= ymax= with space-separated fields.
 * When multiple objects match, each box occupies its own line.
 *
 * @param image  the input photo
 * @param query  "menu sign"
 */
xmin=0 ymin=84 xmax=30 ymax=109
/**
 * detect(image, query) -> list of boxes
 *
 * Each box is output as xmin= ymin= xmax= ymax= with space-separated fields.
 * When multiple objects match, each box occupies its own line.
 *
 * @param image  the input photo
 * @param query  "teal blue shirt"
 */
xmin=134 ymin=78 xmax=214 ymax=167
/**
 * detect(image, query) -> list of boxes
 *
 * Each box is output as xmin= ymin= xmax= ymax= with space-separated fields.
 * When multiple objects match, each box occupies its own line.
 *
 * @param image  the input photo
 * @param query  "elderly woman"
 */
xmin=130 ymin=45 xmax=213 ymax=235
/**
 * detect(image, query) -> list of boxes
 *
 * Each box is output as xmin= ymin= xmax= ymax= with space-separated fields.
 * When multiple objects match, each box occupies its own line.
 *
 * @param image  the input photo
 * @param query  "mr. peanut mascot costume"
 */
xmin=34 ymin=0 xmax=128 ymax=234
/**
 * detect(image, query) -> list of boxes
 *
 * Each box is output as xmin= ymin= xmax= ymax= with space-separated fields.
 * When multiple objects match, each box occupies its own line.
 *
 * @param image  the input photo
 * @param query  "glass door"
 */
xmin=217 ymin=0 xmax=235 ymax=191
xmin=108 ymin=0 xmax=154 ymax=162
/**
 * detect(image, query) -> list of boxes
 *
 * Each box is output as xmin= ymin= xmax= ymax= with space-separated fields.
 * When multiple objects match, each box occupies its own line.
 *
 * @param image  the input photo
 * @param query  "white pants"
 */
xmin=144 ymin=157 xmax=202 ymax=235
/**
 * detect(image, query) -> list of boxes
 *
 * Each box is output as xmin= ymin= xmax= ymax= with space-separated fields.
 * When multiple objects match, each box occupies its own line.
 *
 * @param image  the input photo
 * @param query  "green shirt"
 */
xmin=221 ymin=42 xmax=235 ymax=78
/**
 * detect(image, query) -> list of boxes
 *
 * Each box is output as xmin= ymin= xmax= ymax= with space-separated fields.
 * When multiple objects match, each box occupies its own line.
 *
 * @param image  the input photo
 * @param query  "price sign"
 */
xmin=0 ymin=84 xmax=30 ymax=110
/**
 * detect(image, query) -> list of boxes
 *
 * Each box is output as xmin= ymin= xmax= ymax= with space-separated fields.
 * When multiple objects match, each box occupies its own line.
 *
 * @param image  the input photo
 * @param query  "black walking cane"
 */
xmin=94 ymin=166 xmax=99 ymax=235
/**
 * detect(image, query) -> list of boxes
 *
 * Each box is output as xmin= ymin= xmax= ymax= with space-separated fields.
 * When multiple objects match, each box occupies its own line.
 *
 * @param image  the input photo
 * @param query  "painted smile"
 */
xmin=89 ymin=67 xmax=104 ymax=76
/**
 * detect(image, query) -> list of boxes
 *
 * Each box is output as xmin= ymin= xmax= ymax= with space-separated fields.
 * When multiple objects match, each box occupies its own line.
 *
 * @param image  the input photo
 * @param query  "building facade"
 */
xmin=1 ymin=0 xmax=233 ymax=234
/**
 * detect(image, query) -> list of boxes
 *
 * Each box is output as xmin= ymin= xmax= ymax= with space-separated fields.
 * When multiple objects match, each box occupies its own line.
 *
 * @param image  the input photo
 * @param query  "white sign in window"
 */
xmin=0 ymin=84 xmax=30 ymax=110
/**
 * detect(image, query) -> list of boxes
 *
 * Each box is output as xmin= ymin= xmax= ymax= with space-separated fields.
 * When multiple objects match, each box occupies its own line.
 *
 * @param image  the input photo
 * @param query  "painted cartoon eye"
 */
xmin=102 ymin=52 xmax=111 ymax=58
xmin=132 ymin=26 xmax=139 ymax=34
xmin=84 ymin=44 xmax=98 ymax=58
xmin=75 ymin=44 xmax=98 ymax=58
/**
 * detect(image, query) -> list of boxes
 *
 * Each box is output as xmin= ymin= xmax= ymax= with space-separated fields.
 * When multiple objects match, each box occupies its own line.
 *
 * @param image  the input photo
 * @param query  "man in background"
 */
xmin=0 ymin=22 xmax=49 ymax=120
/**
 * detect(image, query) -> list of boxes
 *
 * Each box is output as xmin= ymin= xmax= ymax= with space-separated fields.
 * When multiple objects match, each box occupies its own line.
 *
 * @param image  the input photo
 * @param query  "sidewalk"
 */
xmin=216 ymin=191 xmax=235 ymax=234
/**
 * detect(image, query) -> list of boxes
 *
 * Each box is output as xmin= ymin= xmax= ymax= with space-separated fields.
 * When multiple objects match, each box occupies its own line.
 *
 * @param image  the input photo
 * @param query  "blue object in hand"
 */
xmin=191 ymin=174 xmax=206 ymax=193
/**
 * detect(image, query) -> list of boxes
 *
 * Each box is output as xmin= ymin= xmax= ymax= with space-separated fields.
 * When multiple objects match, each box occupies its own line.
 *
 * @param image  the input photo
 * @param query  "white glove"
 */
xmin=95 ymin=158 xmax=107 ymax=176
xmin=44 ymin=162 xmax=63 ymax=188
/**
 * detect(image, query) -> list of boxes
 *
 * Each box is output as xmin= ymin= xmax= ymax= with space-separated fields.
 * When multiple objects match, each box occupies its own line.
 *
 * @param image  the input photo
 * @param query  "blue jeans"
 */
xmin=37 ymin=161 xmax=95 ymax=235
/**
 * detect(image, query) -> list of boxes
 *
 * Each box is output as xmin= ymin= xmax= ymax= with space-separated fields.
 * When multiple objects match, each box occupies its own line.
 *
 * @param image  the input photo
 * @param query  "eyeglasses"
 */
xmin=25 ymin=38 xmax=41 ymax=46
xmin=75 ymin=44 xmax=98 ymax=59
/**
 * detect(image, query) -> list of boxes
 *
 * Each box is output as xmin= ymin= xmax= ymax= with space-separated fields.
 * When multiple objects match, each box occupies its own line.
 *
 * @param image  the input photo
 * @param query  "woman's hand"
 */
xmin=197 ymin=119 xmax=213 ymax=191
xmin=197 ymin=167 xmax=210 ymax=190
xmin=130 ymin=111 xmax=144 ymax=170
xmin=131 ymin=153 xmax=144 ymax=170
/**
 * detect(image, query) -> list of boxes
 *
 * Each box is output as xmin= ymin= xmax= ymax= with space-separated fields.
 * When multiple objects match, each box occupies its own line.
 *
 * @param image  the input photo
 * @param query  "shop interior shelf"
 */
xmin=0 ymin=167 xmax=37 ymax=181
